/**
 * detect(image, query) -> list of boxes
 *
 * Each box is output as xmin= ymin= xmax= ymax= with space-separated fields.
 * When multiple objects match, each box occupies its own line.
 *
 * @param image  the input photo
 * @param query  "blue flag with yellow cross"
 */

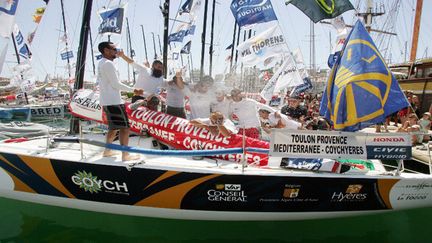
xmin=319 ymin=20 xmax=409 ymax=131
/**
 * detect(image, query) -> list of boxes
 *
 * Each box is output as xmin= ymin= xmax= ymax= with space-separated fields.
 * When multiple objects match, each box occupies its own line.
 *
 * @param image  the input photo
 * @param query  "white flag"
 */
xmin=0 ymin=0 xmax=19 ymax=37
xmin=0 ymin=42 xmax=8 ymax=75
xmin=237 ymin=24 xmax=287 ymax=67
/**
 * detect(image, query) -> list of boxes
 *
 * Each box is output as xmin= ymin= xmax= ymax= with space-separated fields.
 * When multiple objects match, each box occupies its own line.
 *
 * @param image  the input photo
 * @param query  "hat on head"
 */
xmin=423 ymin=112 xmax=431 ymax=117
xmin=231 ymin=88 xmax=242 ymax=96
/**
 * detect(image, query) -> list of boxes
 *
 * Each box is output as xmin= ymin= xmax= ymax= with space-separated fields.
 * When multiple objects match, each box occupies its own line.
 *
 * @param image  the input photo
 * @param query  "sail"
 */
xmin=0 ymin=0 xmax=19 ymax=37
xmin=320 ymin=20 xmax=409 ymax=131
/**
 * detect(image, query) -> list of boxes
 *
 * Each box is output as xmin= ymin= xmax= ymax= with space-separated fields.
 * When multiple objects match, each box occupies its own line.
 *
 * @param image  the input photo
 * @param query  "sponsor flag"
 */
xmin=231 ymin=0 xmax=278 ymax=27
xmin=328 ymin=16 xmax=349 ymax=68
xmin=287 ymin=0 xmax=354 ymax=23
xmin=236 ymin=24 xmax=287 ymax=67
xmin=61 ymin=50 xmax=74 ymax=60
xmin=178 ymin=0 xmax=202 ymax=21
xmin=0 ymin=0 xmax=19 ymax=37
xmin=98 ymin=6 xmax=125 ymax=34
xmin=13 ymin=24 xmax=32 ymax=60
xmin=291 ymin=76 xmax=313 ymax=96
xmin=320 ymin=20 xmax=409 ymax=131
xmin=179 ymin=0 xmax=193 ymax=14
xmin=168 ymin=25 xmax=196 ymax=43
xmin=180 ymin=41 xmax=192 ymax=54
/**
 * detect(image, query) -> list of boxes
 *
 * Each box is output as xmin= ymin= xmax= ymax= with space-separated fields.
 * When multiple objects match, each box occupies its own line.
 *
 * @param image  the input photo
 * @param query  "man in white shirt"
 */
xmin=259 ymin=108 xmax=302 ymax=136
xmin=97 ymin=41 xmax=142 ymax=161
xmin=119 ymin=53 xmax=170 ymax=110
xmin=229 ymin=88 xmax=273 ymax=139
xmin=177 ymin=76 xmax=216 ymax=120
xmin=211 ymin=89 xmax=231 ymax=118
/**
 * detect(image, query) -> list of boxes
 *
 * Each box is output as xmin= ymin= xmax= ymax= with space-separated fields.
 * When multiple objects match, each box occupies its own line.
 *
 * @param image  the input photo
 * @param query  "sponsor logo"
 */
xmin=331 ymin=184 xmax=367 ymax=202
xmin=283 ymin=185 xmax=301 ymax=198
xmin=207 ymin=184 xmax=247 ymax=202
xmin=373 ymin=137 xmax=406 ymax=142
xmin=71 ymin=171 xmax=129 ymax=195
xmin=71 ymin=93 xmax=101 ymax=111
xmin=397 ymin=193 xmax=428 ymax=201
xmin=397 ymin=182 xmax=432 ymax=191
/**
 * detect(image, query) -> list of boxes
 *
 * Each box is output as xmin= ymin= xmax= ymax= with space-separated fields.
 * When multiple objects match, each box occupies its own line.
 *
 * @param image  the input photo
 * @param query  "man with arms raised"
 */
xmin=97 ymin=41 xmax=142 ymax=161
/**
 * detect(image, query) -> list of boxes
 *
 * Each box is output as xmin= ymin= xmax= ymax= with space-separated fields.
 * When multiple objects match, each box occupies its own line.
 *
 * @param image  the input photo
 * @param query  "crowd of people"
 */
xmin=96 ymin=41 xmax=432 ymax=162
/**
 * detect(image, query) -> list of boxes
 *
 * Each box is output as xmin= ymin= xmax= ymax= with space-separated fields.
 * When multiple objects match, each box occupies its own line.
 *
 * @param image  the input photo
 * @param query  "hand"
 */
xmin=117 ymin=50 xmax=125 ymax=57
xmin=144 ymin=61 xmax=150 ymax=68
xmin=133 ymin=89 xmax=143 ymax=96
xmin=175 ymin=69 xmax=182 ymax=78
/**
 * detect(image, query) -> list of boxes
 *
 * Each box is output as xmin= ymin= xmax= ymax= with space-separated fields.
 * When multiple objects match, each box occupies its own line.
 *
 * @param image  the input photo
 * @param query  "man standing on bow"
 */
xmin=97 ymin=41 xmax=142 ymax=161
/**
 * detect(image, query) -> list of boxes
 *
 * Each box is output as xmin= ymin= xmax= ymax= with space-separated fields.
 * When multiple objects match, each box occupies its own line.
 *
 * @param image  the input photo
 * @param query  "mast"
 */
xmin=310 ymin=21 xmax=316 ymax=80
xmin=70 ymin=0 xmax=93 ymax=134
xmin=410 ymin=0 xmax=423 ymax=62
xmin=151 ymin=32 xmax=157 ymax=60
xmin=356 ymin=0 xmax=384 ymax=33
xmin=209 ymin=0 xmax=216 ymax=76
xmin=200 ymin=0 xmax=209 ymax=79
xmin=162 ymin=0 xmax=170 ymax=78
xmin=60 ymin=0 xmax=72 ymax=77
xmin=89 ymin=28 xmax=96 ymax=75
xmin=230 ymin=21 xmax=237 ymax=72
xmin=126 ymin=17 xmax=136 ymax=83
xmin=140 ymin=25 xmax=149 ymax=60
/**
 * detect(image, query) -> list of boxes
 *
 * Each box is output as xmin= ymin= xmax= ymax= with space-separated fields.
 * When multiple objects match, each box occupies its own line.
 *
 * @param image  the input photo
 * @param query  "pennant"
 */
xmin=225 ymin=44 xmax=233 ymax=50
xmin=231 ymin=0 xmax=278 ymax=27
xmin=236 ymin=24 xmax=287 ymax=67
xmin=0 ymin=0 xmax=19 ymax=37
xmin=13 ymin=24 xmax=32 ymax=60
xmin=291 ymin=77 xmax=313 ymax=97
xmin=179 ymin=0 xmax=202 ymax=21
xmin=319 ymin=20 xmax=409 ymax=131
xmin=180 ymin=41 xmax=192 ymax=54
xmin=287 ymin=0 xmax=354 ymax=23
xmin=98 ymin=6 xmax=125 ymax=34
xmin=179 ymin=0 xmax=193 ymax=14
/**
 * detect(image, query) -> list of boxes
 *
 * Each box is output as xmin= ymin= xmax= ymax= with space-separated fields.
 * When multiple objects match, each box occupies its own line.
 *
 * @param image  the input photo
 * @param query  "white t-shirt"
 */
xmin=211 ymin=98 xmax=231 ymax=118
xmin=195 ymin=118 xmax=238 ymax=134
xmin=230 ymin=98 xmax=274 ymax=129
xmin=166 ymin=82 xmax=185 ymax=108
xmin=132 ymin=63 xmax=168 ymax=97
xmin=184 ymin=86 xmax=216 ymax=119
xmin=268 ymin=112 xmax=301 ymax=129
xmin=98 ymin=58 xmax=133 ymax=106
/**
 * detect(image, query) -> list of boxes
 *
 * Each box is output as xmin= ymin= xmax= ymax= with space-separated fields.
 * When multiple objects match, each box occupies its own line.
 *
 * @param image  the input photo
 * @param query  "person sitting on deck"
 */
xmin=189 ymin=111 xmax=237 ymax=137
xmin=397 ymin=113 xmax=421 ymax=145
xmin=418 ymin=112 xmax=431 ymax=143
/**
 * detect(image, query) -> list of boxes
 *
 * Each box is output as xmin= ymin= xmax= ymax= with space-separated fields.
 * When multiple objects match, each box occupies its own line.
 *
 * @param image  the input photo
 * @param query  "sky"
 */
xmin=1 ymin=0 xmax=431 ymax=82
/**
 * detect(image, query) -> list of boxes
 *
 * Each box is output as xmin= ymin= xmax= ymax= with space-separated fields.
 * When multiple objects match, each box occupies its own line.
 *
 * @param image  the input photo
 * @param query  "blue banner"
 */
xmin=319 ymin=20 xmax=410 ymax=131
xmin=230 ymin=0 xmax=278 ymax=27
xmin=98 ymin=7 xmax=124 ymax=34
xmin=168 ymin=25 xmax=196 ymax=43
xmin=61 ymin=51 xmax=73 ymax=60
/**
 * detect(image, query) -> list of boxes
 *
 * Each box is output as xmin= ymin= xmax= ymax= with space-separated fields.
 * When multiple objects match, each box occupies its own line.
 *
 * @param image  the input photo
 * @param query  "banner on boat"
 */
xmin=69 ymin=89 xmax=103 ymax=122
xmin=30 ymin=105 xmax=64 ymax=118
xmin=270 ymin=129 xmax=412 ymax=160
xmin=230 ymin=0 xmax=278 ymax=27
xmin=68 ymin=89 xmax=270 ymax=165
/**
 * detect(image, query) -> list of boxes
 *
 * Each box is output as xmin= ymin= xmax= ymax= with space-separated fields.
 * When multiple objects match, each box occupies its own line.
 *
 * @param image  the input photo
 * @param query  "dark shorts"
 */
xmin=166 ymin=106 xmax=186 ymax=118
xmin=103 ymin=104 xmax=129 ymax=129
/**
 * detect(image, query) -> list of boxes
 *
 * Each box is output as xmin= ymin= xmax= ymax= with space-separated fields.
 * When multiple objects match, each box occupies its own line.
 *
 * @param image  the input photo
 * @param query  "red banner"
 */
xmin=126 ymin=105 xmax=269 ymax=165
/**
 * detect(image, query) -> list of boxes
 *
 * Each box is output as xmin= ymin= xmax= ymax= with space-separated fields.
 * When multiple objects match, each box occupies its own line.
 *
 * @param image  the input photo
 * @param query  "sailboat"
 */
xmin=0 ymin=0 xmax=431 ymax=224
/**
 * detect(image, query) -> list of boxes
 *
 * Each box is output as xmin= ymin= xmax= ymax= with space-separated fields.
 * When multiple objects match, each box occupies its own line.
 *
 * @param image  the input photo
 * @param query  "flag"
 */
xmin=236 ymin=24 xmax=287 ymax=67
xmin=13 ymin=24 xmax=32 ymax=60
xmin=291 ymin=77 xmax=313 ymax=96
xmin=287 ymin=0 xmax=354 ymax=23
xmin=260 ymin=55 xmax=302 ymax=101
xmin=0 ymin=42 xmax=8 ymax=75
xmin=98 ymin=6 xmax=125 ymax=34
xmin=230 ymin=0 xmax=278 ymax=27
xmin=61 ymin=50 xmax=74 ymax=60
xmin=168 ymin=25 xmax=195 ymax=43
xmin=179 ymin=0 xmax=193 ymax=14
xmin=319 ymin=20 xmax=409 ymax=131
xmin=328 ymin=16 xmax=349 ymax=68
xmin=225 ymin=44 xmax=233 ymax=50
xmin=180 ymin=41 xmax=192 ymax=54
xmin=0 ymin=0 xmax=19 ymax=37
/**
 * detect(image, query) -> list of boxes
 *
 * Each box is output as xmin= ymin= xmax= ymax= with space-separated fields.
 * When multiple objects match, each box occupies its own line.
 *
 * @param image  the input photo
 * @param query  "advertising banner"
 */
xmin=270 ymin=129 xmax=412 ymax=160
